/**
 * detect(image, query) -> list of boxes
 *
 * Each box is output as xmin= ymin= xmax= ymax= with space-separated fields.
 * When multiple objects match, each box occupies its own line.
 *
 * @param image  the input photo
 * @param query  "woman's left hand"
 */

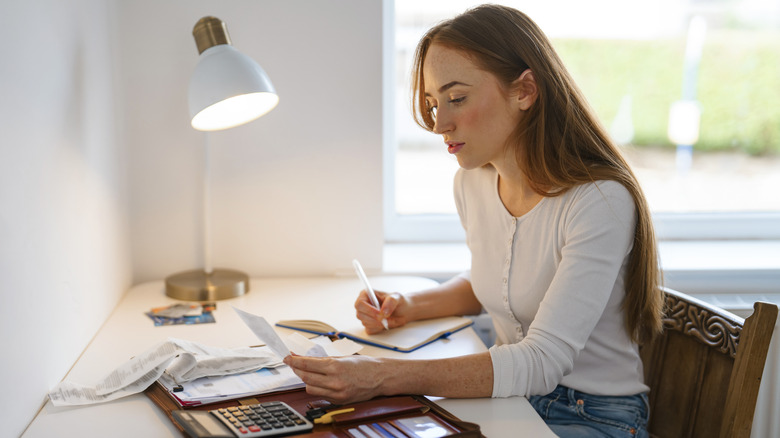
xmin=283 ymin=354 xmax=390 ymax=404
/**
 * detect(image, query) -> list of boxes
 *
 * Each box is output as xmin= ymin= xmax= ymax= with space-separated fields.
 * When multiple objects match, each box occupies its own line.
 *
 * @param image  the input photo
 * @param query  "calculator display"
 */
xmin=198 ymin=412 xmax=232 ymax=435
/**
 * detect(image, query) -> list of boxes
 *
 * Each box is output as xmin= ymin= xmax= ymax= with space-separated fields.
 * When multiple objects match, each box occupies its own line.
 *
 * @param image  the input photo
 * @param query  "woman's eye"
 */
xmin=449 ymin=97 xmax=466 ymax=104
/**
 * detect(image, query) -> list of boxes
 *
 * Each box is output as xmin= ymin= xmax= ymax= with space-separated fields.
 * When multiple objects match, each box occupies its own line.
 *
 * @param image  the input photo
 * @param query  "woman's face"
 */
xmin=422 ymin=44 xmax=522 ymax=170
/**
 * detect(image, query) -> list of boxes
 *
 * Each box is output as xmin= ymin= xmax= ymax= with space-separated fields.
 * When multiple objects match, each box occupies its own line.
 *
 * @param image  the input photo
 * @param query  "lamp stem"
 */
xmin=203 ymin=133 xmax=213 ymax=275
xmin=164 ymin=132 xmax=248 ymax=301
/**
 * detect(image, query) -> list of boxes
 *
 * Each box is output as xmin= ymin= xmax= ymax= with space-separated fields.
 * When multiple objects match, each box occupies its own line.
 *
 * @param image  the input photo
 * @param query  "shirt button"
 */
xmin=502 ymin=278 xmax=507 ymax=284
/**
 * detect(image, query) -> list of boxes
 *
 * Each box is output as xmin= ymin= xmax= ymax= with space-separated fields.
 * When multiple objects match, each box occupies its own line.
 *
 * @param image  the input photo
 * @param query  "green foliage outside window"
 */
xmin=553 ymin=30 xmax=780 ymax=155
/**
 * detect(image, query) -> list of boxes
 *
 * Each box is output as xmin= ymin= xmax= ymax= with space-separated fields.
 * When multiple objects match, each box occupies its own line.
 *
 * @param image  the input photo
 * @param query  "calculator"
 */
xmin=172 ymin=401 xmax=314 ymax=437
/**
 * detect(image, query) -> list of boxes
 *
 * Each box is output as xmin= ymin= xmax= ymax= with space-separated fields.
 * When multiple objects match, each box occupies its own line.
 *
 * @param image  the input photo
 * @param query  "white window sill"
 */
xmin=383 ymin=240 xmax=780 ymax=316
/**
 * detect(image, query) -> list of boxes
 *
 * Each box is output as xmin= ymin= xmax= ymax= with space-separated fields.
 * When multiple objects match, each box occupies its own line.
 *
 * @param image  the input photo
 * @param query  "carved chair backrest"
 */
xmin=640 ymin=287 xmax=777 ymax=438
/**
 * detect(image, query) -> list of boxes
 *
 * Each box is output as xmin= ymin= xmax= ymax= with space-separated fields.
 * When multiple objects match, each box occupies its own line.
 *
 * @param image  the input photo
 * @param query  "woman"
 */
xmin=284 ymin=4 xmax=664 ymax=437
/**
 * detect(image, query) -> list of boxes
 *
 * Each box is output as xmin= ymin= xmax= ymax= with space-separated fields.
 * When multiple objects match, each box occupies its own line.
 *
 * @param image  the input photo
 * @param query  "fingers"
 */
xmin=283 ymin=355 xmax=363 ymax=403
xmin=354 ymin=290 xmax=382 ymax=312
xmin=355 ymin=290 xmax=403 ymax=333
xmin=284 ymin=356 xmax=337 ymax=389
xmin=378 ymin=294 xmax=399 ymax=319
xmin=355 ymin=290 xmax=385 ymax=331
xmin=284 ymin=355 xmax=328 ymax=375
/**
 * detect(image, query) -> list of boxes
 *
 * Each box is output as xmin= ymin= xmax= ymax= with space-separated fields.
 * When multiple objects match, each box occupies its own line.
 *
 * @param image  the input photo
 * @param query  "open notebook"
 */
xmin=275 ymin=316 xmax=474 ymax=353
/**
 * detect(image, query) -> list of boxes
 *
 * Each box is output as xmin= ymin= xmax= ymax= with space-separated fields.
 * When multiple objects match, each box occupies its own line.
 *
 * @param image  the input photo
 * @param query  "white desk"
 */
xmin=23 ymin=276 xmax=555 ymax=437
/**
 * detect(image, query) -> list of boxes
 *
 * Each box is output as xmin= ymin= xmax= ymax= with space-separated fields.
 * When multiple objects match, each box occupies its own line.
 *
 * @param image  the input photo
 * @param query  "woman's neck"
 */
xmin=493 ymin=162 xmax=543 ymax=218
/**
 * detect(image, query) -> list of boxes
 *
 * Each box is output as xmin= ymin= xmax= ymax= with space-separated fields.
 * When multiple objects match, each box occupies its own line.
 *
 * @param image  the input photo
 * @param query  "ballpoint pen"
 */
xmin=352 ymin=259 xmax=389 ymax=330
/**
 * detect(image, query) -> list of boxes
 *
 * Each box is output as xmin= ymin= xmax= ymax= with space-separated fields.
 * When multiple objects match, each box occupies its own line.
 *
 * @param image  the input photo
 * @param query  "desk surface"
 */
xmin=23 ymin=276 xmax=555 ymax=437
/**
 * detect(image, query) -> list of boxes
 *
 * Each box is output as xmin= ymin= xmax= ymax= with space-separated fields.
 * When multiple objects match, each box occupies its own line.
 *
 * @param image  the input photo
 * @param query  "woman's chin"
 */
xmin=455 ymin=156 xmax=483 ymax=171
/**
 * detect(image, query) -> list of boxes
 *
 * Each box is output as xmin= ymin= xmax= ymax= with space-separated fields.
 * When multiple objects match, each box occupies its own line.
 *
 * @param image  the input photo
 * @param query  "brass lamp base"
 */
xmin=165 ymin=268 xmax=249 ymax=301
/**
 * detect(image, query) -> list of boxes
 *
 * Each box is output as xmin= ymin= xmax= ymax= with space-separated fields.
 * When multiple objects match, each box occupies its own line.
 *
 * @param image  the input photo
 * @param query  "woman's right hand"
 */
xmin=354 ymin=290 xmax=410 ymax=334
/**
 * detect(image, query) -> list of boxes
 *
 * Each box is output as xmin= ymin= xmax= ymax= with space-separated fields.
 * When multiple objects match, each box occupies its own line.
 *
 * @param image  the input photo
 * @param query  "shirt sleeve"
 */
xmin=489 ymin=181 xmax=637 ymax=397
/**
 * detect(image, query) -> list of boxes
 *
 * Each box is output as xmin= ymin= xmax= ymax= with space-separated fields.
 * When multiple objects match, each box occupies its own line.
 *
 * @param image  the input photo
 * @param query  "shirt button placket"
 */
xmin=502 ymin=219 xmax=515 ymax=316
xmin=506 ymin=217 xmax=525 ymax=342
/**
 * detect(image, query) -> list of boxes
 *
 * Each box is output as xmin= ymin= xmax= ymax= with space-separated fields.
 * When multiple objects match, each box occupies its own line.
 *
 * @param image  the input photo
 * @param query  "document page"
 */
xmin=158 ymin=365 xmax=304 ymax=406
xmin=48 ymin=338 xmax=281 ymax=406
xmin=48 ymin=309 xmax=362 ymax=406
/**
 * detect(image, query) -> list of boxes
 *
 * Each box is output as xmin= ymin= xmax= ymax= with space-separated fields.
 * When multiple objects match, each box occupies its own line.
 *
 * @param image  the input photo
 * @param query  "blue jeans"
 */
xmin=528 ymin=385 xmax=649 ymax=438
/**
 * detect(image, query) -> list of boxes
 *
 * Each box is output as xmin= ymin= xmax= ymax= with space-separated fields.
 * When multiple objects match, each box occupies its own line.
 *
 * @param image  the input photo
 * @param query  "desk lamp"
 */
xmin=165 ymin=16 xmax=279 ymax=301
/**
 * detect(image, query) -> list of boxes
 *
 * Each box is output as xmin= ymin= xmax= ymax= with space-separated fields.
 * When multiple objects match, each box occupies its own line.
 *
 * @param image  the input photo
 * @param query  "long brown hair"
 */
xmin=411 ymin=4 xmax=663 ymax=344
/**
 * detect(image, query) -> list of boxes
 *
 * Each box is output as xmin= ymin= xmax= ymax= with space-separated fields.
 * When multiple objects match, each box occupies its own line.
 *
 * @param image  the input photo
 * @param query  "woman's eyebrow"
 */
xmin=425 ymin=81 xmax=471 ymax=97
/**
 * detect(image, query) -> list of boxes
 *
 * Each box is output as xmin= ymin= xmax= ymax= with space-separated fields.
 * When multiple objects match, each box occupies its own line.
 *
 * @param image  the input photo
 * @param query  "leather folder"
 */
xmin=145 ymin=382 xmax=482 ymax=437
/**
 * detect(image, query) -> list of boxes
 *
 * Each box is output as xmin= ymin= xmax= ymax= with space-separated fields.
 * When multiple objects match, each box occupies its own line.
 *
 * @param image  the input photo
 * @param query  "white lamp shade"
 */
xmin=188 ymin=44 xmax=279 ymax=131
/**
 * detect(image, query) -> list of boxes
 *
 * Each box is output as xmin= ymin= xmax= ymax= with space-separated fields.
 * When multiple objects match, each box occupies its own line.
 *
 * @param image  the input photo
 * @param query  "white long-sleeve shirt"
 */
xmin=454 ymin=165 xmax=648 ymax=398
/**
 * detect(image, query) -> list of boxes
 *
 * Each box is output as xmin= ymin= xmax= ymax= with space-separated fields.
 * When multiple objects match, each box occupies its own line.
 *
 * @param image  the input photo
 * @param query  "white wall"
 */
xmin=2 ymin=1 xmax=386 ymax=435
xmin=120 ymin=0 xmax=385 ymax=283
xmin=0 ymin=0 xmax=131 ymax=436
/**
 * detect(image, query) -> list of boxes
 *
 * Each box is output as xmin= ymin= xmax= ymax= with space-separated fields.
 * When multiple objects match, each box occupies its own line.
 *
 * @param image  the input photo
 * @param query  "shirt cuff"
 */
xmin=489 ymin=344 xmax=525 ymax=398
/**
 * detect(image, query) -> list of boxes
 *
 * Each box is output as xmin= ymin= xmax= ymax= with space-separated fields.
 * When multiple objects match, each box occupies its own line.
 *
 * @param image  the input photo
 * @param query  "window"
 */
xmin=385 ymin=0 xmax=780 ymax=243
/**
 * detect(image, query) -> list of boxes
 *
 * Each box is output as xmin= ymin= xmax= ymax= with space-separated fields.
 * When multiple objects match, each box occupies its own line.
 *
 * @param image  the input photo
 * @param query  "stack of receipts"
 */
xmin=48 ymin=307 xmax=362 ymax=407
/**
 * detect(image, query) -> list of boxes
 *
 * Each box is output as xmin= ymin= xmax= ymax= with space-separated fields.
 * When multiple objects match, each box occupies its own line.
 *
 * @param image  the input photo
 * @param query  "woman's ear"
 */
xmin=512 ymin=69 xmax=538 ymax=111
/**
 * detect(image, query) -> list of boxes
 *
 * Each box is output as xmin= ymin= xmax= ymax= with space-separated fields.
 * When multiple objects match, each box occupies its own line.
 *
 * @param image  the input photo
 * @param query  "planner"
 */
xmin=275 ymin=316 xmax=474 ymax=353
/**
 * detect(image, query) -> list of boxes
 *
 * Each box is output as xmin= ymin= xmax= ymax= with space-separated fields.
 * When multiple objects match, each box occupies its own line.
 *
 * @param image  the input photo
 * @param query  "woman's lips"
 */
xmin=447 ymin=142 xmax=465 ymax=154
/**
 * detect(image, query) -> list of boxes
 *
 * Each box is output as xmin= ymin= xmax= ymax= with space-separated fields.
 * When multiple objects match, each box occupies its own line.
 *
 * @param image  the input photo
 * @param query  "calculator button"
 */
xmin=210 ymin=401 xmax=312 ymax=437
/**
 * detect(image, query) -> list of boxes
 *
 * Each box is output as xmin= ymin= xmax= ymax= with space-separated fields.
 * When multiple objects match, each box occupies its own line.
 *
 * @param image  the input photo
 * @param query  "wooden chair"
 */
xmin=640 ymin=287 xmax=778 ymax=438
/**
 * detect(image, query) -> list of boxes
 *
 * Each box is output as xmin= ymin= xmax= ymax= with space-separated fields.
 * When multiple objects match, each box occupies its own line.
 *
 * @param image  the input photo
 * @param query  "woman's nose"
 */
xmin=432 ymin=110 xmax=452 ymax=134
